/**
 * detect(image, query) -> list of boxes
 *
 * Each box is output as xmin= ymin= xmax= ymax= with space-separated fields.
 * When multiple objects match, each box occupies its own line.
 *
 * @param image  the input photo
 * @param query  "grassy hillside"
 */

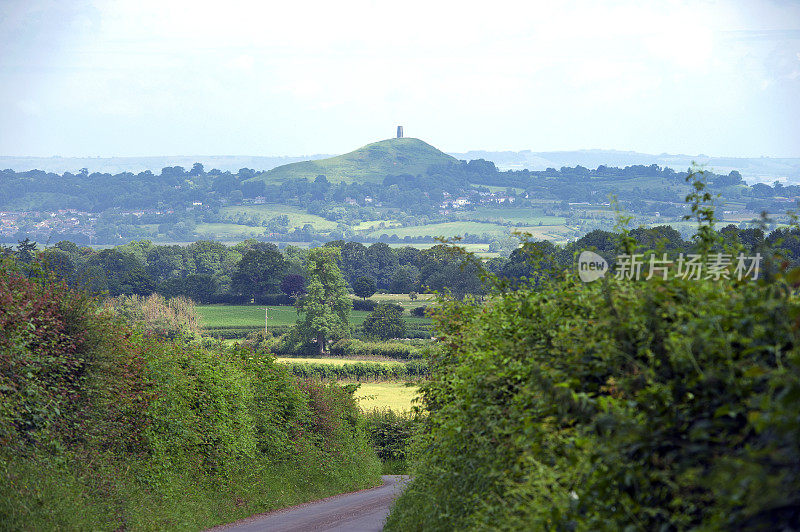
xmin=248 ymin=138 xmax=457 ymax=184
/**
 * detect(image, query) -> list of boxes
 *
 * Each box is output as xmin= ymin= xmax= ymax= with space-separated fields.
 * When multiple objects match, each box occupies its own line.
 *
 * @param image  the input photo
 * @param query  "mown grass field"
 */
xmin=194 ymin=223 xmax=265 ymax=239
xmin=197 ymin=305 xmax=299 ymax=328
xmin=197 ymin=305 xmax=432 ymax=329
xmin=353 ymin=382 xmax=420 ymax=412
xmin=458 ymin=206 xmax=566 ymax=225
xmin=365 ymin=293 xmax=435 ymax=310
xmin=365 ymin=221 xmax=512 ymax=239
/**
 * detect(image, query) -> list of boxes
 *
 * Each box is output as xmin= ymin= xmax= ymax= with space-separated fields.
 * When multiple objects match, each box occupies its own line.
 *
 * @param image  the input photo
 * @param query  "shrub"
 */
xmin=410 ymin=305 xmax=427 ymax=317
xmin=363 ymin=408 xmax=421 ymax=468
xmin=363 ymin=303 xmax=407 ymax=340
xmin=103 ymin=293 xmax=200 ymax=340
xmin=0 ymin=257 xmax=381 ymax=529
xmin=387 ymin=272 xmax=800 ymax=530
xmin=282 ymin=361 xmax=428 ymax=381
xmin=329 ymin=338 xmax=427 ymax=360
xmin=352 ymin=299 xmax=377 ymax=311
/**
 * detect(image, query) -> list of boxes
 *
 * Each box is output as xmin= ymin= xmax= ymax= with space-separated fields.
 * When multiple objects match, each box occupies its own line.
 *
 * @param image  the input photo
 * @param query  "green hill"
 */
xmin=248 ymin=138 xmax=458 ymax=184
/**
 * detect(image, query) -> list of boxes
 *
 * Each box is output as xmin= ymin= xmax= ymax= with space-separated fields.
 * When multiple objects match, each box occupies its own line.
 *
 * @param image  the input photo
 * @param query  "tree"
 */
xmin=231 ymin=243 xmax=287 ymax=300
xmin=353 ymin=276 xmax=376 ymax=300
xmin=280 ymin=274 xmax=306 ymax=300
xmin=15 ymin=238 xmax=37 ymax=264
xmin=389 ymin=266 xmax=418 ymax=293
xmin=295 ymin=247 xmax=351 ymax=355
xmin=363 ymin=303 xmax=406 ymax=340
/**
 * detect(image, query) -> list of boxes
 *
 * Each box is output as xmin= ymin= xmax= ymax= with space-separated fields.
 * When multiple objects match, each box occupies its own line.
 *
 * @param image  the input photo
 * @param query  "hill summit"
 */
xmin=249 ymin=138 xmax=457 ymax=184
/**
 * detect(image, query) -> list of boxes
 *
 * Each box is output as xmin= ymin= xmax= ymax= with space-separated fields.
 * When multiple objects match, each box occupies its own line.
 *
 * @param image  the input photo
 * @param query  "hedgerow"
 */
xmin=283 ymin=360 xmax=428 ymax=381
xmin=0 ymin=258 xmax=380 ymax=530
xmin=387 ymin=266 xmax=800 ymax=530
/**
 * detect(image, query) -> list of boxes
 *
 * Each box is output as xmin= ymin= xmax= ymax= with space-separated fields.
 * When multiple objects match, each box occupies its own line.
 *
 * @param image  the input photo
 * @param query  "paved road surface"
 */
xmin=209 ymin=475 xmax=410 ymax=532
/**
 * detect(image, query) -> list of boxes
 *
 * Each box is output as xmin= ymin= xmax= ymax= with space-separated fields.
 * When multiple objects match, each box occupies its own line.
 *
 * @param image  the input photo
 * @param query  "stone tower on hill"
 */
xmin=397 ymin=125 xmax=403 ymax=138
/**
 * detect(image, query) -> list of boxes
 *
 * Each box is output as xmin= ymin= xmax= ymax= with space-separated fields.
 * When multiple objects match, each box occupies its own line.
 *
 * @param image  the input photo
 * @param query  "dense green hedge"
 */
xmin=283 ymin=360 xmax=428 ymax=381
xmin=387 ymin=271 xmax=800 ymax=530
xmin=363 ymin=408 xmax=422 ymax=474
xmin=329 ymin=338 xmax=428 ymax=360
xmin=246 ymin=332 xmax=429 ymax=360
xmin=0 ymin=259 xmax=381 ymax=530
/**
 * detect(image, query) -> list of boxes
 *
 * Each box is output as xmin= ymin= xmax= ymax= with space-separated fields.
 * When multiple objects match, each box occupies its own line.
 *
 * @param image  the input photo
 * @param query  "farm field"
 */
xmin=219 ymin=203 xmax=339 ymax=230
xmin=458 ymin=206 xmax=566 ymax=225
xmin=353 ymin=382 xmax=420 ymax=412
xmin=194 ymin=223 xmax=265 ymax=239
xmin=197 ymin=305 xmax=299 ymax=328
xmin=196 ymin=305 xmax=432 ymax=329
xmin=364 ymin=293 xmax=434 ymax=310
xmin=365 ymin=221 xmax=513 ymax=239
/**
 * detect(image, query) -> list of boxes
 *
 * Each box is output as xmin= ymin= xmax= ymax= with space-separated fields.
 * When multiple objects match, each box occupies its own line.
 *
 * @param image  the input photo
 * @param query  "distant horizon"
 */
xmin=3 ymin=140 xmax=800 ymax=161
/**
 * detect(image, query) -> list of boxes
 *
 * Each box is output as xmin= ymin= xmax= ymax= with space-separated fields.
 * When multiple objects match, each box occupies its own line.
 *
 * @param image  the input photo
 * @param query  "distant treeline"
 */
xmin=3 ymin=160 xmax=795 ymax=245
xmin=6 ymin=223 xmax=800 ymax=303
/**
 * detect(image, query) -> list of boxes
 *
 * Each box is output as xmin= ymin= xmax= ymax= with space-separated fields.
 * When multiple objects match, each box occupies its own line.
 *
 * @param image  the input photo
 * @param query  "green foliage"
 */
xmin=294 ymin=247 xmax=352 ymax=354
xmin=363 ymin=303 xmax=407 ymax=340
xmin=684 ymin=164 xmax=722 ymax=255
xmin=387 ymin=264 xmax=800 ymax=530
xmin=231 ymin=243 xmax=288 ymax=299
xmin=103 ymin=293 xmax=200 ymax=340
xmin=353 ymin=276 xmax=377 ymax=300
xmin=0 ymin=257 xmax=381 ymax=529
xmin=329 ymin=338 xmax=428 ymax=360
xmin=363 ymin=408 xmax=422 ymax=474
xmin=283 ymin=360 xmax=427 ymax=381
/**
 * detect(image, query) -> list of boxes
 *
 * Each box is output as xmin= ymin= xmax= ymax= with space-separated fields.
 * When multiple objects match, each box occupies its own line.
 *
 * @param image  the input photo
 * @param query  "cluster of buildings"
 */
xmin=438 ymin=190 xmax=518 ymax=214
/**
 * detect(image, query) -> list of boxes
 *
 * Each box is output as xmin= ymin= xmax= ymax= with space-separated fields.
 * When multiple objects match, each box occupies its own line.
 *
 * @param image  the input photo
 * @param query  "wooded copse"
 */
xmin=6 ymin=219 xmax=800 ymax=304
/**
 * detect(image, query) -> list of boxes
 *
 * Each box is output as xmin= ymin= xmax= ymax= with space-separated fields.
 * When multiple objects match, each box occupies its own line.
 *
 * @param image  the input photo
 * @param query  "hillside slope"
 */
xmin=248 ymin=138 xmax=458 ymax=184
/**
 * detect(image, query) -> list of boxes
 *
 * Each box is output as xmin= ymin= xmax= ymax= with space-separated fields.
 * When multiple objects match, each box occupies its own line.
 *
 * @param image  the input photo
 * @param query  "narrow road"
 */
xmin=209 ymin=475 xmax=410 ymax=532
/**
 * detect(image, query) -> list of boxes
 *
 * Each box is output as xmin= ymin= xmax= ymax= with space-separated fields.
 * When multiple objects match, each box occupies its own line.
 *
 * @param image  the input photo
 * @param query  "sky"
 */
xmin=0 ymin=0 xmax=799 ymax=158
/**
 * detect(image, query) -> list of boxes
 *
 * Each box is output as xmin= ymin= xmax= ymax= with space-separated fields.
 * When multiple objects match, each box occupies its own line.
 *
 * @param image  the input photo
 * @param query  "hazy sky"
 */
xmin=1 ymin=0 xmax=799 ymax=158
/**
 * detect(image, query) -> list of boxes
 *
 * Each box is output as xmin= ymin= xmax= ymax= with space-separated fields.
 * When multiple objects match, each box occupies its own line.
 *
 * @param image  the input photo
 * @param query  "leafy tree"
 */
xmin=231 ymin=243 xmax=287 ymax=300
xmin=362 ymin=303 xmax=406 ymax=340
xmin=295 ymin=247 xmax=351 ymax=355
xmin=15 ymin=238 xmax=37 ymax=264
xmin=367 ymin=243 xmax=399 ymax=289
xmin=389 ymin=266 xmax=418 ymax=293
xmin=353 ymin=276 xmax=377 ymax=300
xmin=280 ymin=274 xmax=306 ymax=300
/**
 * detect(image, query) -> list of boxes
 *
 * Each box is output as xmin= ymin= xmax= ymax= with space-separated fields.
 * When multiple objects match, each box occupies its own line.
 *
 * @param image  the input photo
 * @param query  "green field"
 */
xmin=354 ymin=382 xmax=420 ymax=411
xmin=276 ymin=357 xmax=405 ymax=366
xmin=197 ymin=305 xmax=431 ymax=329
xmin=366 ymin=221 xmax=512 ymax=239
xmin=194 ymin=223 xmax=265 ymax=239
xmin=363 ymin=293 xmax=434 ymax=311
xmin=198 ymin=305 xmax=299 ymax=328
xmin=459 ymin=206 xmax=566 ymax=225
xmin=219 ymin=204 xmax=339 ymax=230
